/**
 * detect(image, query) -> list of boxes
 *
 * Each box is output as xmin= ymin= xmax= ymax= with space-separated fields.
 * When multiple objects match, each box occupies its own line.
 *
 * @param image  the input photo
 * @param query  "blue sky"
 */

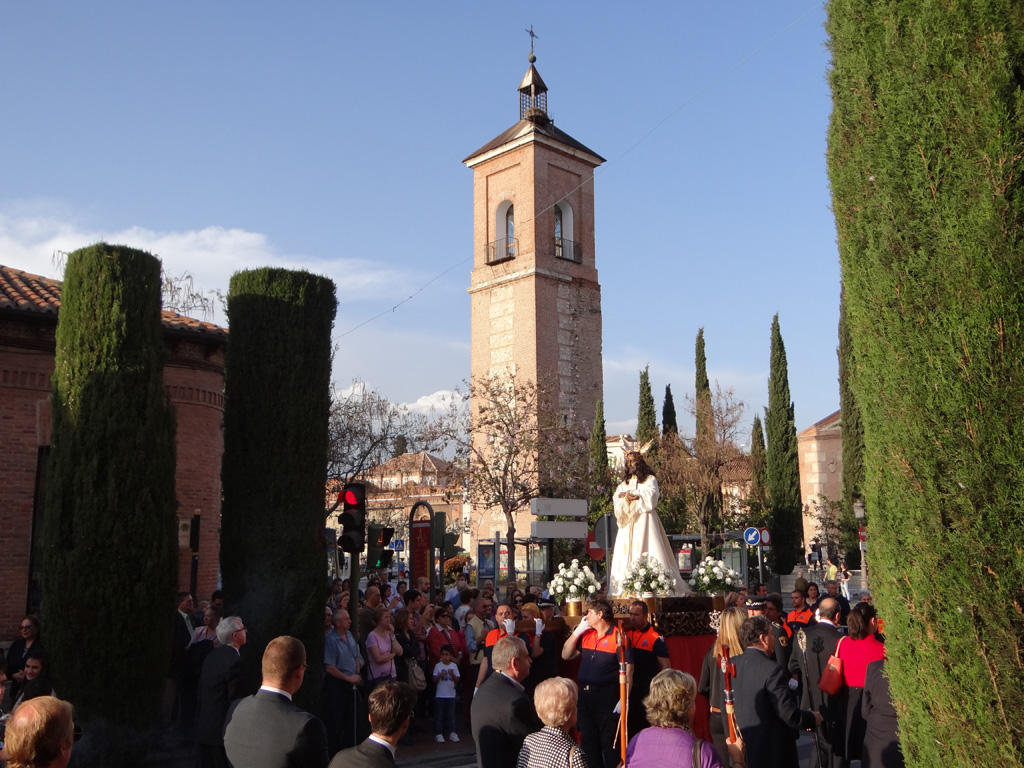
xmin=1 ymin=2 xmax=839 ymax=438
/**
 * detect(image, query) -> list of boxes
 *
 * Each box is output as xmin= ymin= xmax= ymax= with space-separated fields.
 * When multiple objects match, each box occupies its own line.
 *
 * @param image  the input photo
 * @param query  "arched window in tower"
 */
xmin=490 ymin=201 xmax=516 ymax=264
xmin=554 ymin=208 xmax=563 ymax=257
xmin=505 ymin=205 xmax=515 ymax=259
xmin=553 ymin=202 xmax=579 ymax=263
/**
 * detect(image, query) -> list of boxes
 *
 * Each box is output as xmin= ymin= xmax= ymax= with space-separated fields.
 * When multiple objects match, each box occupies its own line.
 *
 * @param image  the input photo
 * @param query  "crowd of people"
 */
xmin=698 ymin=584 xmax=902 ymax=768
xmin=0 ymin=569 xmax=903 ymax=768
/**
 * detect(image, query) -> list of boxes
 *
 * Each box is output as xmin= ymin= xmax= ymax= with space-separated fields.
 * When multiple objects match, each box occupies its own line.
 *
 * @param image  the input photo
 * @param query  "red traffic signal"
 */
xmin=338 ymin=482 xmax=367 ymax=553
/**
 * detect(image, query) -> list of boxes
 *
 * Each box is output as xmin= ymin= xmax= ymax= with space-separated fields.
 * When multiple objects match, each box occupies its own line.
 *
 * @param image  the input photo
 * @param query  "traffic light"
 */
xmin=337 ymin=482 xmax=366 ymax=553
xmin=366 ymin=525 xmax=395 ymax=570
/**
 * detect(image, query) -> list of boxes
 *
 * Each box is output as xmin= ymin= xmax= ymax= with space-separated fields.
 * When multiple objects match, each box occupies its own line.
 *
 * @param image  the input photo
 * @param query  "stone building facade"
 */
xmin=0 ymin=265 xmax=226 ymax=638
xmin=797 ymin=409 xmax=843 ymax=554
xmin=462 ymin=57 xmax=605 ymax=573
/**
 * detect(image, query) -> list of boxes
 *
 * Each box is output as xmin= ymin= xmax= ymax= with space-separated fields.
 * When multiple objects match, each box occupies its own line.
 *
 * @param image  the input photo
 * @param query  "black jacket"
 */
xmin=733 ymin=647 xmax=816 ymax=768
xmin=470 ymin=672 xmax=542 ymax=768
xmin=196 ymin=644 xmax=245 ymax=746
xmin=223 ymin=689 xmax=329 ymax=768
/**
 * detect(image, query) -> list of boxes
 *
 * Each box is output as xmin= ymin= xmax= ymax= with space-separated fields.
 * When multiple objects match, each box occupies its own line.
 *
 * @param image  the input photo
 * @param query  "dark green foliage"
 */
xmin=661 ymin=385 xmax=678 ymax=436
xmin=44 ymin=243 xmax=177 ymax=766
xmin=636 ymin=366 xmax=658 ymax=467
xmin=692 ymin=329 xmax=720 ymax=549
xmin=746 ymin=415 xmax=770 ymax=528
xmin=393 ymin=434 xmax=408 ymax=457
xmin=827 ymin=1 xmax=1024 ymax=762
xmin=764 ymin=314 xmax=801 ymax=574
xmin=837 ymin=291 xmax=863 ymax=568
xmin=695 ymin=328 xmax=710 ymax=396
xmin=588 ymin=400 xmax=613 ymax=523
xmin=221 ymin=268 xmax=337 ymax=708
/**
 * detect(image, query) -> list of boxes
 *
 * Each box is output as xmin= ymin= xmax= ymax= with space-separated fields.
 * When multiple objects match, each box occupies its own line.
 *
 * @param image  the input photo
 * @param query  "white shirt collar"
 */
xmin=260 ymin=684 xmax=292 ymax=700
xmin=498 ymin=670 xmax=525 ymax=692
xmin=368 ymin=734 xmax=397 ymax=757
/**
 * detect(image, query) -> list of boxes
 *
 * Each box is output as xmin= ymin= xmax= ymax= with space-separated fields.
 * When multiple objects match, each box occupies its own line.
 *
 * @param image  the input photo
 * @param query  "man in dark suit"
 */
xmin=223 ymin=636 xmax=329 ymax=768
xmin=196 ymin=616 xmax=248 ymax=768
xmin=471 ymin=635 xmax=542 ymax=768
xmin=164 ymin=591 xmax=195 ymax=742
xmin=733 ymin=616 xmax=821 ymax=768
xmin=328 ymin=680 xmax=416 ymax=767
xmin=789 ymin=598 xmax=842 ymax=768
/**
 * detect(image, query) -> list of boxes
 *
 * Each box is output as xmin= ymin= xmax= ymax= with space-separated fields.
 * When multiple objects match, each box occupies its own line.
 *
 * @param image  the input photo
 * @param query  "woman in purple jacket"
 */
xmin=627 ymin=669 xmax=735 ymax=768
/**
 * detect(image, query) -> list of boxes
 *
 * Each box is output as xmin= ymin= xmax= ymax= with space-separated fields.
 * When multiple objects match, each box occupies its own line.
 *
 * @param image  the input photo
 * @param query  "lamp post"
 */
xmin=853 ymin=499 xmax=867 ymax=591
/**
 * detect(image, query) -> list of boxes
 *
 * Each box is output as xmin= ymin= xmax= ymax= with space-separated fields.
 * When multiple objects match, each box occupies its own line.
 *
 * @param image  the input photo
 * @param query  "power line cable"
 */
xmin=338 ymin=2 xmax=821 ymax=338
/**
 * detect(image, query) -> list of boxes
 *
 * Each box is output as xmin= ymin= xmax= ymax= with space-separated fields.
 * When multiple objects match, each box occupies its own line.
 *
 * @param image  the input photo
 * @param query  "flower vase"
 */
xmin=641 ymin=592 xmax=657 ymax=616
xmin=565 ymin=598 xmax=583 ymax=617
xmin=711 ymin=594 xmax=726 ymax=611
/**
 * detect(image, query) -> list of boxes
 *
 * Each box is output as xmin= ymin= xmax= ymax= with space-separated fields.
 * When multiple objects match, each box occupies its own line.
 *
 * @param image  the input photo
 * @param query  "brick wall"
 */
xmin=0 ymin=324 xmax=225 ymax=638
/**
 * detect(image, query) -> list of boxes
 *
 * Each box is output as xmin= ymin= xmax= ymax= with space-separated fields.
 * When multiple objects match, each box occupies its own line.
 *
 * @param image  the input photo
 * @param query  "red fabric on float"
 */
xmin=666 ymin=634 xmax=716 ymax=741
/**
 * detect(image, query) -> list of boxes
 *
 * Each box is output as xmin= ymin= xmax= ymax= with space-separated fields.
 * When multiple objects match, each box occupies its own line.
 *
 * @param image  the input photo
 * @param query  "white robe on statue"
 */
xmin=609 ymin=474 xmax=689 ymax=596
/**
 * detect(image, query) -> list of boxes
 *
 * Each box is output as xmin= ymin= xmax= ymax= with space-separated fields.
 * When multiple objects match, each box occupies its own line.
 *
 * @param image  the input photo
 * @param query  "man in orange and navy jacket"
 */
xmin=624 ymin=600 xmax=670 ymax=739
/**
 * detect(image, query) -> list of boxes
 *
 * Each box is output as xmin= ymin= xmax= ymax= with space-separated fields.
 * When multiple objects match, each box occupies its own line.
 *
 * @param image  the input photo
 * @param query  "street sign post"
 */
xmin=585 ymin=530 xmax=605 ymax=561
xmin=743 ymin=527 xmax=761 ymax=547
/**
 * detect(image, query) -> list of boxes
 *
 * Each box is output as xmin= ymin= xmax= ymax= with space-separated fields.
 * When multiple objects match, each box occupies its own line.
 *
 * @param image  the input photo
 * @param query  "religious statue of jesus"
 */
xmin=609 ymin=451 xmax=689 ymax=596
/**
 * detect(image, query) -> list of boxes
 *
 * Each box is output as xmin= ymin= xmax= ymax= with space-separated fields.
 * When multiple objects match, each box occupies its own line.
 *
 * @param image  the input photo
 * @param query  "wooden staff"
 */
xmin=721 ymin=643 xmax=739 ymax=745
xmin=616 ymin=626 xmax=630 ymax=765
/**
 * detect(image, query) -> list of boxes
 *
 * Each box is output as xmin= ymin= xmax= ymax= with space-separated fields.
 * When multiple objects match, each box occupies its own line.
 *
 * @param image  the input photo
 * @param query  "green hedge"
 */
xmin=220 ymin=268 xmax=337 ymax=708
xmin=827 ymin=1 xmax=1024 ymax=762
xmin=44 ymin=243 xmax=177 ymax=766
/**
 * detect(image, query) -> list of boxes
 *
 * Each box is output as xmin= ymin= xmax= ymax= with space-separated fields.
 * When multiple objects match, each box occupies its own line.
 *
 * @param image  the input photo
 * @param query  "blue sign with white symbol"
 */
xmin=743 ymin=527 xmax=761 ymax=546
xmin=389 ymin=539 xmax=405 ymax=552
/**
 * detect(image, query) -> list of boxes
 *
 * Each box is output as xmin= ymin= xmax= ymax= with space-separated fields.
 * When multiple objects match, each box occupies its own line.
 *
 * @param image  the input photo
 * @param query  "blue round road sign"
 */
xmin=743 ymin=527 xmax=761 ymax=546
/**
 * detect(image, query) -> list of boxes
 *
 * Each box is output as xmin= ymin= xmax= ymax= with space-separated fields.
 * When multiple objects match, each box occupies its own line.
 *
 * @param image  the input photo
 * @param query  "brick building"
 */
xmin=463 ymin=54 xmax=605 ymax=570
xmin=797 ymin=409 xmax=843 ymax=554
xmin=0 ymin=265 xmax=226 ymax=638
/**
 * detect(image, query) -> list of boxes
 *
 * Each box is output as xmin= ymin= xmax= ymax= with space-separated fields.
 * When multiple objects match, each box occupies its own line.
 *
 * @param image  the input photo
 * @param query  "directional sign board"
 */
xmin=743 ymin=527 xmax=761 ymax=546
xmin=387 ymin=539 xmax=405 ymax=552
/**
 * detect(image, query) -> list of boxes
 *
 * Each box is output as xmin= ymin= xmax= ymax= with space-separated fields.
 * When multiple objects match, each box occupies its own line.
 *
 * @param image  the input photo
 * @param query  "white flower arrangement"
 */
xmin=688 ymin=556 xmax=742 ymax=595
xmin=620 ymin=553 xmax=676 ymax=597
xmin=548 ymin=559 xmax=601 ymax=603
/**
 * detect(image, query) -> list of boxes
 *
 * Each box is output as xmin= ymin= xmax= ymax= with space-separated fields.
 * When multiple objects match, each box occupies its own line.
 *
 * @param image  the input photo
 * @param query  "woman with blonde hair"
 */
xmin=698 ymin=606 xmax=747 ymax=764
xmin=516 ymin=677 xmax=588 ymax=768
xmin=627 ymin=669 xmax=725 ymax=767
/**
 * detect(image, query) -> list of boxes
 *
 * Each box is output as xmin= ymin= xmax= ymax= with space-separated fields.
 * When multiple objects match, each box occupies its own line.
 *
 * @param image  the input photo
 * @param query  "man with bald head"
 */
xmin=2 ymin=696 xmax=75 ymax=768
xmin=789 ymin=597 xmax=842 ymax=767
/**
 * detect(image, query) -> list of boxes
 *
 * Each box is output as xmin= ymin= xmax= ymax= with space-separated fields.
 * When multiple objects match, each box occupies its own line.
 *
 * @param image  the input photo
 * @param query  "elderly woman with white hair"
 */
xmin=516 ymin=677 xmax=588 ymax=768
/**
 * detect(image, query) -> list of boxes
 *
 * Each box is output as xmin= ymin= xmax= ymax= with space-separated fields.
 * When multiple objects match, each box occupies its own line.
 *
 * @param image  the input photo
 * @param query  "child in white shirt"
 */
xmin=432 ymin=645 xmax=461 ymax=742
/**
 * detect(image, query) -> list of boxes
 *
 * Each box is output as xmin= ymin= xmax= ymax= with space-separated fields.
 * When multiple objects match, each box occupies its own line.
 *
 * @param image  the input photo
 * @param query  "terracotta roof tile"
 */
xmin=0 ymin=263 xmax=227 ymax=340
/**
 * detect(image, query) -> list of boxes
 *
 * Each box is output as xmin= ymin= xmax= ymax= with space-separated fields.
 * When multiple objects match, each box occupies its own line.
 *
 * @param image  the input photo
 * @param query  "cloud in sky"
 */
xmin=0 ymin=204 xmax=438 ymax=323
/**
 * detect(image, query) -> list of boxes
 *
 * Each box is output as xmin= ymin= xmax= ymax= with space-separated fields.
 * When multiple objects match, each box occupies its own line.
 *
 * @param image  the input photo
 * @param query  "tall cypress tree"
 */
xmin=748 ymin=415 xmax=768 ymax=516
xmin=587 ymin=399 xmax=612 ymax=522
xmin=692 ymin=328 xmax=720 ymax=550
xmin=837 ymin=289 xmax=863 ymax=568
xmin=828 ymin=2 xmax=1024 ymax=761
xmin=764 ymin=314 xmax=801 ymax=574
xmin=44 ymin=244 xmax=177 ymax=767
xmin=221 ymin=268 xmax=337 ymax=706
xmin=636 ymin=365 xmax=658 ymax=467
xmin=662 ymin=385 xmax=678 ymax=436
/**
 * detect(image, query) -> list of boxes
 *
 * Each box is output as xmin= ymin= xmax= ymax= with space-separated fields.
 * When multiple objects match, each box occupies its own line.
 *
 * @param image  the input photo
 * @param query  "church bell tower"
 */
xmin=463 ymin=52 xmax=605 ymax=436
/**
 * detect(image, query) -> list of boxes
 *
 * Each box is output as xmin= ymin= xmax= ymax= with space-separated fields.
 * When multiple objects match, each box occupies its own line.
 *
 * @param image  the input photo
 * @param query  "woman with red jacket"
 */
xmin=426 ymin=607 xmax=465 ymax=671
xmin=833 ymin=602 xmax=886 ymax=764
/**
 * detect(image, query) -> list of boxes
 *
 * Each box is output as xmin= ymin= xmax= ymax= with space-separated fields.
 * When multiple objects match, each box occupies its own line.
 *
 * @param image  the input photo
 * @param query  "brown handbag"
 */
xmin=818 ymin=636 xmax=846 ymax=695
